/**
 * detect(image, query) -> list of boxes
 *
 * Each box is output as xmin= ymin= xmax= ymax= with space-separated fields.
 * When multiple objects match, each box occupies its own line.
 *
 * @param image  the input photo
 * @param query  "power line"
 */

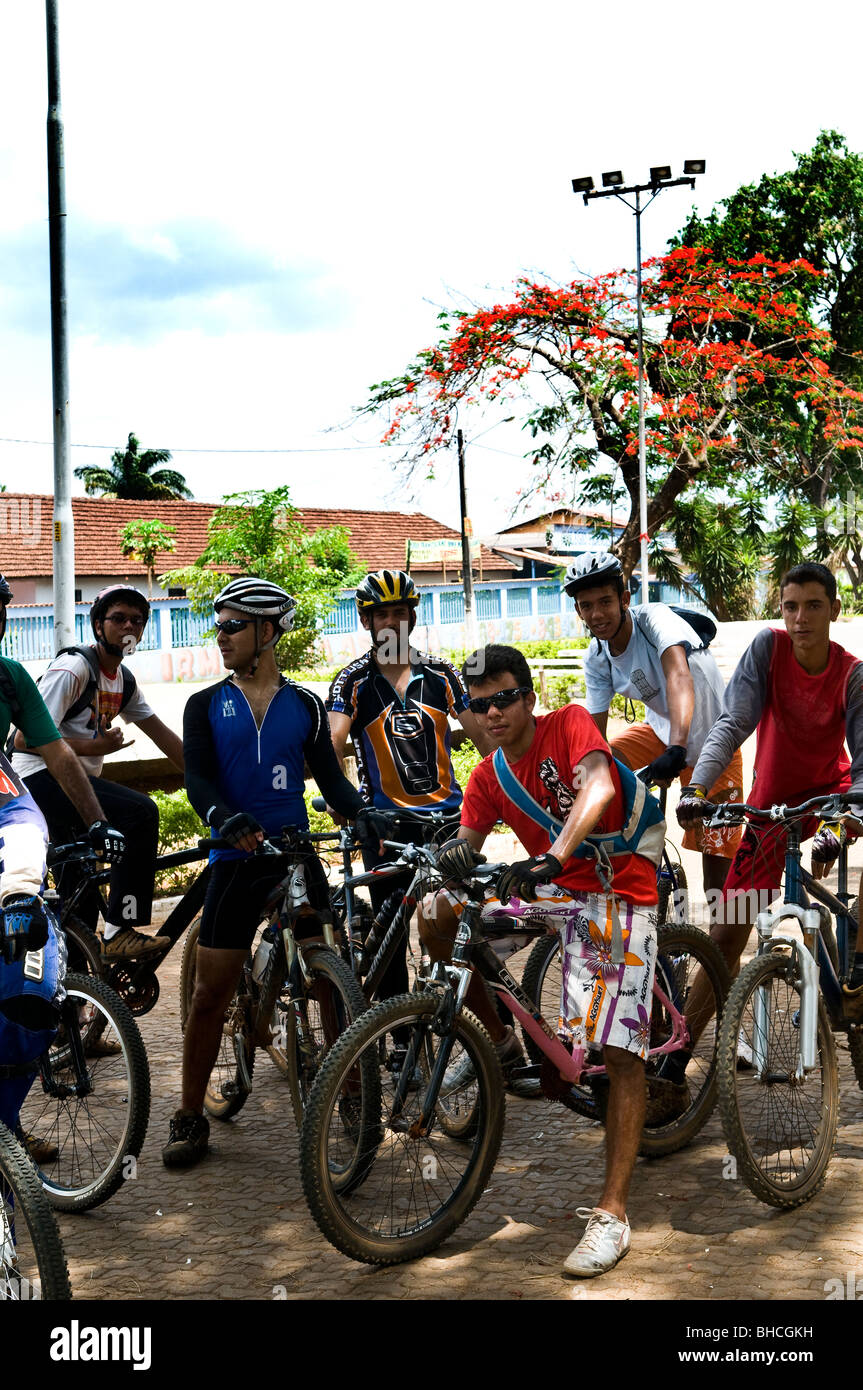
xmin=0 ymin=437 xmax=390 ymax=454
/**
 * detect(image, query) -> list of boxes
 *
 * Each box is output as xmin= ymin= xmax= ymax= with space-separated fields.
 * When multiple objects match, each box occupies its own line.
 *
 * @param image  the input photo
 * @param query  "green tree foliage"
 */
xmin=119 ymin=519 xmax=178 ymax=597
xmin=360 ymin=250 xmax=862 ymax=583
xmin=160 ymin=485 xmax=365 ymax=669
xmin=75 ymin=433 xmax=192 ymax=500
xmin=674 ymin=131 xmax=863 ymax=517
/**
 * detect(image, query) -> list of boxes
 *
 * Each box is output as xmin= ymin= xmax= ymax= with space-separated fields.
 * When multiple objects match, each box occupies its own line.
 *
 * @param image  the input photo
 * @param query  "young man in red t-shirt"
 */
xmin=420 ymin=644 xmax=662 ymax=1278
xmin=678 ymin=563 xmax=863 ymax=1009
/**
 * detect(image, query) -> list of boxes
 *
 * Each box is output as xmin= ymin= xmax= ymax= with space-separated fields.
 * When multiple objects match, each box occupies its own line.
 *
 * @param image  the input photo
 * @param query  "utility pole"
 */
xmin=456 ymin=428 xmax=477 ymax=649
xmin=46 ymin=0 xmax=76 ymax=649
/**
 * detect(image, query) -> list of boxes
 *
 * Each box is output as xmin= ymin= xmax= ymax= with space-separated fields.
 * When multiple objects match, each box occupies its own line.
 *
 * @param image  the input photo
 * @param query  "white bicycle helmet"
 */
xmin=214 ymin=578 xmax=297 ymax=673
xmin=563 ymin=551 xmax=623 ymax=597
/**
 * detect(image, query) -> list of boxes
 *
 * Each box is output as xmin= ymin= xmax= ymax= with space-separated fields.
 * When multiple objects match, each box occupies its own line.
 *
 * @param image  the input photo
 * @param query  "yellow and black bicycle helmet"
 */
xmin=355 ymin=569 xmax=419 ymax=613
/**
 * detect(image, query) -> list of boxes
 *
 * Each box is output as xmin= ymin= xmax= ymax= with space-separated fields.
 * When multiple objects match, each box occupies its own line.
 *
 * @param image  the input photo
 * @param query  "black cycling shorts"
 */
xmin=197 ymin=853 xmax=332 ymax=951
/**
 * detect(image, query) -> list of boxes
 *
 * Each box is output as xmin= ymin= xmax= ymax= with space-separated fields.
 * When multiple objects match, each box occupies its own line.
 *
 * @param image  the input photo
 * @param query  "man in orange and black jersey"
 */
xmin=327 ymin=570 xmax=492 ymax=1001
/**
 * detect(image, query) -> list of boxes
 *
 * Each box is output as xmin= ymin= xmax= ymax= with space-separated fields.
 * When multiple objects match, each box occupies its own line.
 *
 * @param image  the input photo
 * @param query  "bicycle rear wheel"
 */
xmin=0 ymin=1122 xmax=70 ymax=1300
xmin=640 ymin=923 xmax=730 ymax=1156
xmin=300 ymin=993 xmax=505 ymax=1265
xmin=717 ymin=950 xmax=838 ymax=1207
xmin=18 ymin=973 xmax=151 ymax=1212
xmin=283 ymin=945 xmax=368 ymax=1130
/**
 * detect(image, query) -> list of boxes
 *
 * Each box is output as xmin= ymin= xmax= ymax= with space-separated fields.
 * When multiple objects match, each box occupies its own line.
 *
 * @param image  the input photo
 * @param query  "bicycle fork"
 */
xmin=753 ymin=902 xmax=822 ymax=1078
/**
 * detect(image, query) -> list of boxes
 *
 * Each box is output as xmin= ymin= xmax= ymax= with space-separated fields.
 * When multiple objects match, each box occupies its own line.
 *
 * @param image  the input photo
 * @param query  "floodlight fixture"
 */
xmin=683 ymin=159 xmax=706 ymax=175
xmin=571 ymin=175 xmax=595 ymax=194
xmin=649 ymin=164 xmax=672 ymax=184
xmin=601 ymin=170 xmax=624 ymax=187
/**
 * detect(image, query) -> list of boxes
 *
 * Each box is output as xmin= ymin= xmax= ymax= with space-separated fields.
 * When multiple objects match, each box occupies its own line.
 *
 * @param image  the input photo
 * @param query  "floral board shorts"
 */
xmin=435 ymin=882 xmax=658 ymax=1060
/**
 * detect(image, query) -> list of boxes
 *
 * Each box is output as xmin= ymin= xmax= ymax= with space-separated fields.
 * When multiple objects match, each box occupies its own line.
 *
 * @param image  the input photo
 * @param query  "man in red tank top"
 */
xmin=678 ymin=563 xmax=863 ymax=1000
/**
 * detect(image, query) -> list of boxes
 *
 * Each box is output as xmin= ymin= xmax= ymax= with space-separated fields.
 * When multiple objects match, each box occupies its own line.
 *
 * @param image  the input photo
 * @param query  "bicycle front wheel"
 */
xmin=18 ymin=973 xmax=151 ymax=1212
xmin=717 ymin=950 xmax=838 ymax=1208
xmin=0 ymin=1122 xmax=71 ymax=1300
xmin=300 ymin=993 xmax=505 ymax=1265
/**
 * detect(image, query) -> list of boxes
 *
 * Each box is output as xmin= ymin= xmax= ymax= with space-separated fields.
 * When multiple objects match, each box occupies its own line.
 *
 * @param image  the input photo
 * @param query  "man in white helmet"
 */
xmin=165 ymin=577 xmax=389 ymax=1167
xmin=564 ymin=552 xmax=744 ymax=907
xmin=13 ymin=583 xmax=184 ymax=962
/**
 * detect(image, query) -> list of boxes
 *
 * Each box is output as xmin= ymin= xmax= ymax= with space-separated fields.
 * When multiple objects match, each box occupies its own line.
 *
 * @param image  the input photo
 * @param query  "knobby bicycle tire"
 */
xmin=716 ymin=949 xmax=838 ymax=1208
xmin=520 ymin=924 xmax=729 ymax=1155
xmin=300 ymin=993 xmax=505 ymax=1265
xmin=60 ymin=914 xmax=103 ymax=979
xmin=657 ymin=862 xmax=688 ymax=927
xmin=0 ymin=1121 xmax=71 ymax=1301
xmin=283 ymin=945 xmax=369 ymax=1130
xmin=180 ymin=918 xmax=255 ymax=1121
xmin=640 ymin=923 xmax=730 ymax=1156
xmin=19 ymin=973 xmax=151 ymax=1213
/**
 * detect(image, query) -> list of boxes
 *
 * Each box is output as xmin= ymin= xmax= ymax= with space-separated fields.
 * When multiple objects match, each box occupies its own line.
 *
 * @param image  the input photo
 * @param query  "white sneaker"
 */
xmin=562 ymin=1206 xmax=631 ymax=1277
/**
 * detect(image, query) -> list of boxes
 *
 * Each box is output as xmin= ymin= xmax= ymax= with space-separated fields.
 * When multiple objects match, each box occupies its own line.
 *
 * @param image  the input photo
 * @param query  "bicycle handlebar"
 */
xmin=703 ymin=791 xmax=862 ymax=827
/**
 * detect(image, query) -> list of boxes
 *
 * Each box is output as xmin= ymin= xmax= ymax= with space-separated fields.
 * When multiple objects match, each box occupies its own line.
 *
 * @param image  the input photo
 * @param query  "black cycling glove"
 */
xmin=497 ymin=854 xmax=563 ymax=904
xmin=676 ymin=787 xmax=715 ymax=827
xmin=1 ymin=894 xmax=50 ymax=963
xmin=87 ymin=821 xmax=126 ymax=864
xmin=218 ymin=811 xmax=263 ymax=848
xmin=353 ymin=806 xmax=396 ymax=851
xmin=436 ymin=837 xmax=486 ymax=881
xmin=642 ymin=744 xmax=688 ymax=784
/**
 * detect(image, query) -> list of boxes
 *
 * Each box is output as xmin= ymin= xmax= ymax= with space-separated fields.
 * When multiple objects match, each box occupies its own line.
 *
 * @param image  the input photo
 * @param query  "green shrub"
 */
xmin=152 ymin=789 xmax=207 ymax=896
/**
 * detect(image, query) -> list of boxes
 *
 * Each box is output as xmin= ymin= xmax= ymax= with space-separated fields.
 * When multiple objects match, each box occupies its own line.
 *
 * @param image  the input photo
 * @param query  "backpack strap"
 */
xmin=53 ymin=646 xmax=137 ymax=721
xmin=491 ymin=746 xmax=563 ymax=843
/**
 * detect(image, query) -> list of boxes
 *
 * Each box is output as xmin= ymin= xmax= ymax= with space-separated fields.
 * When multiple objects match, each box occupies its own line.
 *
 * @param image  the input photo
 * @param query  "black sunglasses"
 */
xmin=215 ymin=618 xmax=254 ymax=635
xmin=467 ymin=686 xmax=532 ymax=715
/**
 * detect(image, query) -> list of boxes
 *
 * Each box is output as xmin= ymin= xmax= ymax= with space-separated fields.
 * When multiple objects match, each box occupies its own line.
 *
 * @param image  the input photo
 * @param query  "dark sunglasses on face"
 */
xmin=214 ymin=618 xmax=253 ymax=635
xmin=467 ymin=685 xmax=532 ymax=715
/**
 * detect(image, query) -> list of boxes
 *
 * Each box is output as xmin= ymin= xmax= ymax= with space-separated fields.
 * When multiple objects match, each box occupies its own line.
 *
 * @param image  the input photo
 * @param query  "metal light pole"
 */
xmin=46 ymin=0 xmax=76 ymax=649
xmin=456 ymin=428 xmax=477 ymax=650
xmin=572 ymin=162 xmax=705 ymax=598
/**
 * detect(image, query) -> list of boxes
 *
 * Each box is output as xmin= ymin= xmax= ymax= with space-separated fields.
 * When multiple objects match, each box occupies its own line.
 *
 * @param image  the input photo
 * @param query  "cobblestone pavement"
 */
xmin=54 ymin=913 xmax=863 ymax=1304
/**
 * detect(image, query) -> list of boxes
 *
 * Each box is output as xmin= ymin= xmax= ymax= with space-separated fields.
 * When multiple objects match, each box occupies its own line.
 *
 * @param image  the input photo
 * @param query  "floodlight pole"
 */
xmin=576 ymin=174 xmax=695 ymax=598
xmin=456 ymin=428 xmax=477 ymax=650
xmin=46 ymin=0 xmax=75 ymax=649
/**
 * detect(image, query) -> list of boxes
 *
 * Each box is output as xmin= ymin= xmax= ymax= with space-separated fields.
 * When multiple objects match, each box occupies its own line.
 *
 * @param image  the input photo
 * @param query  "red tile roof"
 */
xmin=0 ymin=495 xmax=514 ymax=581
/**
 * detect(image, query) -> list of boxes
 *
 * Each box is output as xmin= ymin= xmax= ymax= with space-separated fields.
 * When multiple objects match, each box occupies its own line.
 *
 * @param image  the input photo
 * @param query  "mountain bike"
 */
xmin=311 ymin=799 xmax=450 ymax=1002
xmin=179 ymin=829 xmax=370 ymax=1130
xmin=16 ymin=970 xmax=150 ymax=1212
xmin=707 ymin=793 xmax=860 ymax=1208
xmin=45 ymin=839 xmax=215 ymax=1015
xmin=0 ymin=1120 xmax=71 ymax=1300
xmin=299 ymin=856 xmax=729 ymax=1265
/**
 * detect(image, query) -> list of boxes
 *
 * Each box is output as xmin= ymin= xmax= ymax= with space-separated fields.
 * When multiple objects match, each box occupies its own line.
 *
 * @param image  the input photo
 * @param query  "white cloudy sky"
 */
xmin=1 ymin=0 xmax=862 ymax=535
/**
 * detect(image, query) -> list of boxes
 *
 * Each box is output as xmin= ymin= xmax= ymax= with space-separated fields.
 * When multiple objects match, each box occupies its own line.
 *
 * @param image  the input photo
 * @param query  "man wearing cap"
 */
xmin=12 ymin=584 xmax=184 ymax=962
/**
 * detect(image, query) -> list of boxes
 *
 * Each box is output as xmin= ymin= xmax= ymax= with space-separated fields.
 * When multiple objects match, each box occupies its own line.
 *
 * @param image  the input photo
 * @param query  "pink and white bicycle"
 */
xmin=299 ymin=854 xmax=729 ymax=1266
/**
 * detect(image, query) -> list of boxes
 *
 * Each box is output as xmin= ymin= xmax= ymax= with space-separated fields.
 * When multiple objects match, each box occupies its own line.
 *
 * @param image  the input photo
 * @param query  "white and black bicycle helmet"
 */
xmin=214 ymin=577 xmax=297 ymax=639
xmin=563 ymin=551 xmax=623 ymax=598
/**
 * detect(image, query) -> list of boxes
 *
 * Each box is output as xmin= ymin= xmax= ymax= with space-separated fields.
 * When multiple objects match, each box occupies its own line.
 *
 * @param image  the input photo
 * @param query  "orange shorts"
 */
xmin=610 ymin=723 xmax=744 ymax=860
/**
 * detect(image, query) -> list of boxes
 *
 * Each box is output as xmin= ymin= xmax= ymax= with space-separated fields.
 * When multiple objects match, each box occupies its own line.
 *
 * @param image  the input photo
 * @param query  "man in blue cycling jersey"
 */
xmin=164 ymin=577 xmax=391 ymax=1168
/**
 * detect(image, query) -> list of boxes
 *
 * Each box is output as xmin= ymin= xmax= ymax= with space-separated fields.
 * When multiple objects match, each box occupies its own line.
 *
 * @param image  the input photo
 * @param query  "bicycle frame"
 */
xmin=708 ymin=794 xmax=859 ymax=1077
xmin=394 ymin=866 xmax=692 ymax=1128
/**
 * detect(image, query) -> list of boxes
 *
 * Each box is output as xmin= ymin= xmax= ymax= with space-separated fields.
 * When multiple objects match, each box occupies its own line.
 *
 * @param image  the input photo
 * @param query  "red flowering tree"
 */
xmin=361 ymin=246 xmax=863 ymax=579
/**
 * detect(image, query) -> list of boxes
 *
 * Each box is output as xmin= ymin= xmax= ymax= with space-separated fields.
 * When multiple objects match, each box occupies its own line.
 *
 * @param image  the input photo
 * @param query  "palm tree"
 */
xmin=75 ymin=433 xmax=192 ymax=500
